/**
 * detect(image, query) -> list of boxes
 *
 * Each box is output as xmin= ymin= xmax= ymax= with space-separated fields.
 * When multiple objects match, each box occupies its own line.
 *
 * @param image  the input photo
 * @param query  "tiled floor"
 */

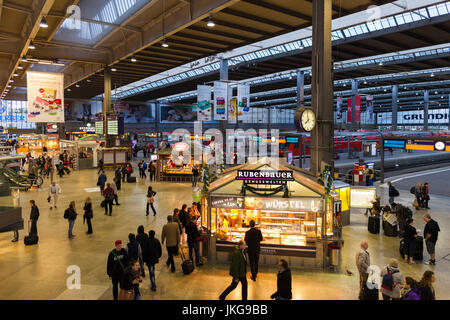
xmin=0 ymin=165 xmax=449 ymax=300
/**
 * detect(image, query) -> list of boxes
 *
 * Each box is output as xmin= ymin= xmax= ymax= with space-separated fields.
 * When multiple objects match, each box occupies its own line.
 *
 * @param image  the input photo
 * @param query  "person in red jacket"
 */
xmin=103 ymin=183 xmax=115 ymax=216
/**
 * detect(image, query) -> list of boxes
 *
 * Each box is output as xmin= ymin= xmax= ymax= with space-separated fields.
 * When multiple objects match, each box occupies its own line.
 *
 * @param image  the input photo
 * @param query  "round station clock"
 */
xmin=294 ymin=107 xmax=316 ymax=132
xmin=434 ymin=141 xmax=445 ymax=151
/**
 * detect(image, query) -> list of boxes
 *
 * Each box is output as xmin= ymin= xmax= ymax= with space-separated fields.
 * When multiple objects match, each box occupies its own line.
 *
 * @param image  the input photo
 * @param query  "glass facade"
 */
xmin=0 ymin=100 xmax=36 ymax=129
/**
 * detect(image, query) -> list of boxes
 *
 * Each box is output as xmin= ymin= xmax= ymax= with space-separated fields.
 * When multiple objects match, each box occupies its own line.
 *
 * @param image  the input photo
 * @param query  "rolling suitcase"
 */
xmin=180 ymin=247 xmax=194 ymax=275
xmin=383 ymin=221 xmax=398 ymax=237
xmin=415 ymin=236 xmax=424 ymax=261
xmin=24 ymin=221 xmax=38 ymax=246
xmin=368 ymin=215 xmax=380 ymax=234
xmin=127 ymin=176 xmax=136 ymax=183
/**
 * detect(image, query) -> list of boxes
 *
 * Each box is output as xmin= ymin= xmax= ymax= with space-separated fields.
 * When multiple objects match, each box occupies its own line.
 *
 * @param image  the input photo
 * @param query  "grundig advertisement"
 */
xmin=27 ymin=71 xmax=64 ymax=123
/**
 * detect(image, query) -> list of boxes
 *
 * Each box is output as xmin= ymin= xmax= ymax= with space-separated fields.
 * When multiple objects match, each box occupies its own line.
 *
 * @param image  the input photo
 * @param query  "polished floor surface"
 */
xmin=0 ymin=165 xmax=449 ymax=300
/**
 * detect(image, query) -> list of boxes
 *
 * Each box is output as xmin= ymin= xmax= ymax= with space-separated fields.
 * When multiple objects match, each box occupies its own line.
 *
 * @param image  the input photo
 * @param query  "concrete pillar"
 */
xmin=103 ymin=67 xmax=112 ymax=147
xmin=351 ymin=79 xmax=358 ymax=130
xmin=297 ymin=70 xmax=305 ymax=107
xmin=310 ymin=0 xmax=334 ymax=175
xmin=424 ymin=90 xmax=429 ymax=131
xmin=392 ymin=85 xmax=398 ymax=130
xmin=219 ymin=59 xmax=228 ymax=139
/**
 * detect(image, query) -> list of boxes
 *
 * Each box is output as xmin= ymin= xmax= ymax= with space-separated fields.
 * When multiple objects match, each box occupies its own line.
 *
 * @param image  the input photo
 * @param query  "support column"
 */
xmin=297 ymin=70 xmax=305 ymax=107
xmin=391 ymin=85 xmax=398 ymax=130
xmin=155 ymin=102 xmax=160 ymax=146
xmin=351 ymin=79 xmax=358 ymax=130
xmin=424 ymin=90 xmax=429 ymax=131
xmin=310 ymin=0 xmax=333 ymax=175
xmin=103 ymin=67 xmax=112 ymax=147
xmin=219 ymin=59 xmax=228 ymax=139
xmin=448 ymin=94 xmax=450 ymax=131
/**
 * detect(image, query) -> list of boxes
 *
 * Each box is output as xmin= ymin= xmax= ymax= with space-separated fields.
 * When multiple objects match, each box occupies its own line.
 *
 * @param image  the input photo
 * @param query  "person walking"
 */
xmin=110 ymin=180 xmax=120 ymax=205
xmin=192 ymin=166 xmax=199 ymax=187
xmin=402 ymin=277 xmax=421 ymax=300
xmin=219 ymin=240 xmax=248 ymax=300
xmin=138 ymin=160 xmax=144 ymax=179
xmin=126 ymin=233 xmax=144 ymax=279
xmin=178 ymin=204 xmax=188 ymax=247
xmin=103 ymin=183 xmax=115 ymax=216
xmin=403 ymin=218 xmax=418 ymax=264
xmin=29 ymin=200 xmax=39 ymax=236
xmin=149 ymin=162 xmax=156 ymax=182
xmin=142 ymin=161 xmax=147 ymax=179
xmin=161 ymin=215 xmax=180 ymax=273
xmin=48 ymin=181 xmax=61 ymax=210
xmin=414 ymin=182 xmax=423 ymax=209
xmin=387 ymin=181 xmax=399 ymax=206
xmin=64 ymin=201 xmax=77 ymax=239
xmin=145 ymin=230 xmax=162 ymax=291
xmin=356 ymin=240 xmax=370 ymax=300
xmin=186 ymin=215 xmax=202 ymax=267
xmin=97 ymin=171 xmax=107 ymax=195
xmin=114 ymin=168 xmax=122 ymax=191
xmin=380 ymin=258 xmax=404 ymax=300
xmin=83 ymin=197 xmax=93 ymax=234
xmin=419 ymin=270 xmax=436 ymax=300
xmin=270 ymin=259 xmax=292 ymax=300
xmin=119 ymin=259 xmax=141 ymax=300
xmin=244 ymin=220 xmax=263 ymax=282
xmin=121 ymin=164 xmax=127 ymax=183
xmin=107 ymin=240 xmax=129 ymax=300
xmin=422 ymin=182 xmax=430 ymax=209
xmin=146 ymin=186 xmax=157 ymax=216
xmin=97 ymin=158 xmax=104 ymax=174
xmin=126 ymin=163 xmax=133 ymax=181
xmin=423 ymin=213 xmax=440 ymax=265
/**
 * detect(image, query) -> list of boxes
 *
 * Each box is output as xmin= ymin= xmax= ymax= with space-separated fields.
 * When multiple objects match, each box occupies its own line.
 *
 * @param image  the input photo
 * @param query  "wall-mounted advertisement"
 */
xmin=160 ymin=105 xmax=197 ymax=123
xmin=197 ymin=85 xmax=212 ymax=121
xmin=237 ymin=84 xmax=250 ymax=122
xmin=27 ymin=71 xmax=64 ymax=123
xmin=376 ymin=108 xmax=450 ymax=125
xmin=350 ymin=187 xmax=376 ymax=209
xmin=355 ymin=95 xmax=361 ymax=123
xmin=213 ymin=81 xmax=227 ymax=121
xmin=366 ymin=95 xmax=373 ymax=124
xmin=0 ymin=100 xmax=36 ymax=129
xmin=347 ymin=98 xmax=352 ymax=123
xmin=336 ymin=96 xmax=342 ymax=123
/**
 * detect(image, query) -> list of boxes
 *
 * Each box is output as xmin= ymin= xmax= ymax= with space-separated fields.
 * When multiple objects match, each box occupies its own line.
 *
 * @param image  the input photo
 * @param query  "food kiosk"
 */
xmin=97 ymin=147 xmax=130 ymax=169
xmin=157 ymin=143 xmax=199 ymax=182
xmin=203 ymin=159 xmax=342 ymax=270
xmin=17 ymin=134 xmax=60 ymax=157
xmin=60 ymin=139 xmax=100 ymax=170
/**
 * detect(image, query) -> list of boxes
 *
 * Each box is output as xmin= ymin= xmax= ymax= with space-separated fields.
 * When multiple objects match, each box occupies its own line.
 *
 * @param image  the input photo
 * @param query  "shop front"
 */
xmin=17 ymin=134 xmax=60 ymax=157
xmin=60 ymin=139 xmax=100 ymax=170
xmin=203 ymin=160 xmax=342 ymax=270
xmin=156 ymin=142 xmax=200 ymax=182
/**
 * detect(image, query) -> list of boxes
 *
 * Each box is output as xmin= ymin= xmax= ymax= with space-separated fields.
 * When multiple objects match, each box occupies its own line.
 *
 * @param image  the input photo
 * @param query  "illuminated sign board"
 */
xmin=211 ymin=196 xmax=245 ymax=209
xmin=244 ymin=197 xmax=323 ymax=212
xmin=384 ymin=139 xmax=405 ymax=149
xmin=107 ymin=120 xmax=118 ymax=135
xmin=350 ymin=188 xmax=376 ymax=209
xmin=236 ymin=170 xmax=295 ymax=185
xmin=286 ymin=137 xmax=299 ymax=144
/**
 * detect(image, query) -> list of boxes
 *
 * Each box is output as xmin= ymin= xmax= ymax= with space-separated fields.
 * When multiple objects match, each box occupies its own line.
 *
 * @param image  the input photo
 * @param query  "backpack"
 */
xmin=410 ymin=186 xmax=415 ymax=194
xmin=63 ymin=208 xmax=70 ymax=219
xmin=393 ymin=188 xmax=399 ymax=197
xmin=381 ymin=268 xmax=399 ymax=291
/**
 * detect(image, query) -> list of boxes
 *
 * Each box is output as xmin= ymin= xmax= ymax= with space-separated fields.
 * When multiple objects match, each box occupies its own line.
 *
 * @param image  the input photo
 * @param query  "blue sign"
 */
xmin=384 ymin=139 xmax=405 ymax=149
xmin=286 ymin=137 xmax=299 ymax=144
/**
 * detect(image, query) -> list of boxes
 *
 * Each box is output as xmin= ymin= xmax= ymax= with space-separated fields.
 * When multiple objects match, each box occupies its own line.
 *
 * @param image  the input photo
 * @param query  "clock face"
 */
xmin=301 ymin=109 xmax=316 ymax=131
xmin=435 ymin=141 xmax=445 ymax=151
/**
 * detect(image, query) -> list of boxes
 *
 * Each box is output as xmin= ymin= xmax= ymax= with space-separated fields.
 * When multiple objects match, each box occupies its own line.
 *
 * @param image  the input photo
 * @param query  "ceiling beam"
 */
xmin=221 ymin=8 xmax=295 ymax=31
xmin=212 ymin=18 xmax=273 ymax=36
xmin=242 ymin=0 xmax=311 ymax=21
xmin=188 ymin=25 xmax=253 ymax=42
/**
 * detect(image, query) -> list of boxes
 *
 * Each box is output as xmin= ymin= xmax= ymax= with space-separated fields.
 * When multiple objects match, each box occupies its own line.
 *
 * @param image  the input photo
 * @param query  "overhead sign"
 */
xmin=213 ymin=81 xmax=227 ymax=121
xmin=350 ymin=187 xmax=376 ymax=209
xmin=244 ymin=197 xmax=323 ymax=212
xmin=237 ymin=84 xmax=250 ymax=122
xmin=27 ymin=71 xmax=64 ymax=122
xmin=384 ymin=139 xmax=406 ymax=149
xmin=405 ymin=139 xmax=450 ymax=152
xmin=197 ymin=85 xmax=212 ymax=121
xmin=236 ymin=170 xmax=294 ymax=185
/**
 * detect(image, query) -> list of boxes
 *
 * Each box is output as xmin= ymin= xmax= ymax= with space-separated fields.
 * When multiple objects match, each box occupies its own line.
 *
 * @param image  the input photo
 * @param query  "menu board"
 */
xmin=95 ymin=121 xmax=103 ymax=134
xmin=107 ymin=120 xmax=118 ymax=135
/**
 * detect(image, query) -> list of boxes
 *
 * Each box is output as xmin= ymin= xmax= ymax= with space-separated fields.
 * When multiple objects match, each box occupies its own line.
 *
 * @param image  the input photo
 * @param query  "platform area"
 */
xmin=0 ymin=165 xmax=449 ymax=300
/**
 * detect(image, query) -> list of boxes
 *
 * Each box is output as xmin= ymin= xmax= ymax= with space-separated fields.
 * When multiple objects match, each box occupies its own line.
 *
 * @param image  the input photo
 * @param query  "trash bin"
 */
xmin=329 ymin=244 xmax=341 ymax=267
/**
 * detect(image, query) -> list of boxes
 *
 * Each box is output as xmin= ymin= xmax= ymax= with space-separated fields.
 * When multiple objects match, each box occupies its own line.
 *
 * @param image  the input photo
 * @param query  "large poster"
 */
xmin=238 ymin=84 xmax=250 ymax=122
xmin=347 ymin=98 xmax=352 ymax=123
xmin=197 ymin=85 xmax=212 ymax=121
xmin=27 ymin=71 xmax=64 ymax=122
xmin=366 ymin=95 xmax=373 ymax=124
xmin=213 ymin=81 xmax=227 ymax=121
xmin=336 ymin=96 xmax=342 ymax=123
xmin=160 ymin=105 xmax=197 ymax=122
xmin=355 ymin=95 xmax=361 ymax=123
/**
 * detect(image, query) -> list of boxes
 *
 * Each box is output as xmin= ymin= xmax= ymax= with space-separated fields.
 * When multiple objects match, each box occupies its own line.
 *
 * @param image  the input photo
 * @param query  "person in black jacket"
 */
xmin=270 ymin=259 xmax=292 ymax=300
xmin=178 ymin=204 xmax=188 ymax=247
xmin=83 ymin=197 xmax=93 ymax=234
xmin=244 ymin=220 xmax=263 ymax=281
xmin=423 ymin=213 xmax=440 ymax=265
xmin=119 ymin=259 xmax=141 ymax=300
xmin=419 ymin=270 xmax=436 ymax=300
xmin=136 ymin=225 xmax=148 ymax=276
xmin=126 ymin=233 xmax=143 ymax=279
xmin=403 ymin=218 xmax=418 ymax=264
xmin=114 ymin=168 xmax=122 ymax=191
xmin=146 ymin=186 xmax=157 ymax=216
xmin=64 ymin=201 xmax=77 ymax=239
xmin=387 ymin=181 xmax=398 ymax=206
xmin=186 ymin=215 xmax=203 ymax=267
xmin=145 ymin=230 xmax=162 ymax=291
xmin=107 ymin=240 xmax=129 ymax=300
xmin=29 ymin=200 xmax=39 ymax=236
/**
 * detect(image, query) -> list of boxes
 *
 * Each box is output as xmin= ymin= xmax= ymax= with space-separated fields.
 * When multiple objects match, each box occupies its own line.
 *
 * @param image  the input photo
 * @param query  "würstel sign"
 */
xmin=236 ymin=170 xmax=294 ymax=185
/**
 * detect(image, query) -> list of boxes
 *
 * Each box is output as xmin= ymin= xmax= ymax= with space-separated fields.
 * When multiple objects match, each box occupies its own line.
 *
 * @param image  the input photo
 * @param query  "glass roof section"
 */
xmin=103 ymin=1 xmax=449 ymax=100
xmin=53 ymin=0 xmax=151 ymax=46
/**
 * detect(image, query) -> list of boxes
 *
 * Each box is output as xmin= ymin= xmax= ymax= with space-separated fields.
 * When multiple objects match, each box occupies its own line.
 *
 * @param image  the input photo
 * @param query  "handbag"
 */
xmin=101 ymin=200 xmax=106 ymax=208
xmin=47 ymin=196 xmax=51 ymax=203
xmin=413 ymin=199 xmax=418 ymax=208
xmin=147 ymin=196 xmax=154 ymax=204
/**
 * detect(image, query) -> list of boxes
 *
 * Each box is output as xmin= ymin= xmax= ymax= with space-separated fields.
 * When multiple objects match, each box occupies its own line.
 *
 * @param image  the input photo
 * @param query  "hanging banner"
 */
xmin=336 ymin=96 xmax=342 ymax=123
xmin=213 ymin=81 xmax=228 ymax=121
xmin=238 ymin=84 xmax=250 ymax=122
xmin=347 ymin=98 xmax=352 ymax=123
xmin=366 ymin=95 xmax=373 ymax=124
xmin=197 ymin=85 xmax=212 ymax=121
xmin=355 ymin=95 xmax=361 ymax=123
xmin=27 ymin=71 xmax=64 ymax=123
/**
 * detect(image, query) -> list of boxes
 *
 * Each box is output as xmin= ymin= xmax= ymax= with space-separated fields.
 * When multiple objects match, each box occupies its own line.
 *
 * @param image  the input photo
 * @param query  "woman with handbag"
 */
xmin=146 ymin=186 xmax=157 ymax=216
xmin=83 ymin=197 xmax=93 ymax=234
xmin=422 ymin=182 xmax=430 ymax=209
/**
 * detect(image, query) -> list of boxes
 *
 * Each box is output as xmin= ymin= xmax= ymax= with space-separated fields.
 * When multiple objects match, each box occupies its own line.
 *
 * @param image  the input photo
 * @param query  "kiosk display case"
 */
xmin=203 ymin=159 xmax=342 ymax=269
xmin=157 ymin=144 xmax=200 ymax=182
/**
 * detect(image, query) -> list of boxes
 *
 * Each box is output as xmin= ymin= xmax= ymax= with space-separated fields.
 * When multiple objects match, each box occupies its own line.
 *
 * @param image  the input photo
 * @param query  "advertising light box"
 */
xmin=350 ymin=187 xmax=376 ymax=209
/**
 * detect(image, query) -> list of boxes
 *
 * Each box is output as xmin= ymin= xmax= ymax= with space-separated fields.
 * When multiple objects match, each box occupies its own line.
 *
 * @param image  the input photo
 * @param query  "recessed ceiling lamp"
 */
xmin=40 ymin=17 xmax=48 ymax=28
xmin=441 ymin=96 xmax=444 ymax=99
xmin=67 ymin=88 xmax=71 ymax=91
xmin=9 ymin=79 xmax=13 ymax=83
xmin=86 ymin=79 xmax=91 ymax=82
xmin=75 ymin=84 xmax=80 ymax=88
xmin=364 ymin=81 xmax=367 ymax=84
xmin=131 ymin=56 xmax=137 ymax=62
xmin=28 ymin=40 xmax=36 ymax=50
xmin=162 ymin=38 xmax=169 ymax=47
xmin=434 ymin=91 xmax=438 ymax=94
xmin=111 ymin=68 xmax=117 ymax=72
xmin=207 ymin=16 xmax=215 ymax=27
xmin=13 ymin=72 xmax=18 ymax=77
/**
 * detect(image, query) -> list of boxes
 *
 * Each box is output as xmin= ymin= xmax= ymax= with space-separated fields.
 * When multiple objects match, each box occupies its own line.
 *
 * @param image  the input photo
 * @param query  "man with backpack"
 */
xmin=387 ymin=181 xmax=399 ymax=206
xmin=107 ymin=240 xmax=129 ymax=300
xmin=380 ymin=258 xmax=404 ymax=300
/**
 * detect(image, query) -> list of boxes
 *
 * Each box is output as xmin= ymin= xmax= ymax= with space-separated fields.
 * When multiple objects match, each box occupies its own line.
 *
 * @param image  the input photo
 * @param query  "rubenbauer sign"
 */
xmin=236 ymin=170 xmax=294 ymax=185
